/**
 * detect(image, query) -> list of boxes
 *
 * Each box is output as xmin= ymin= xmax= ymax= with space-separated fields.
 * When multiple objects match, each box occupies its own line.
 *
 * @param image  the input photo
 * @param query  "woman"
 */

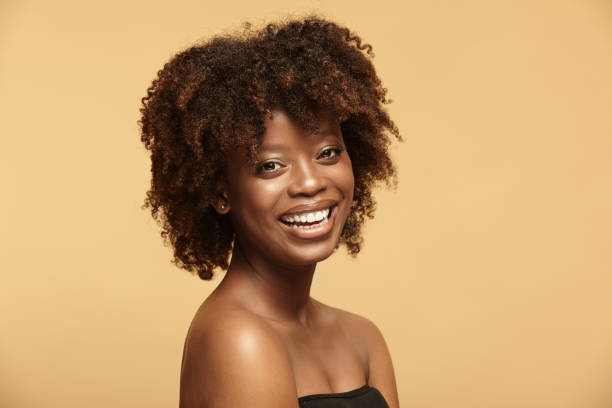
xmin=139 ymin=15 xmax=401 ymax=408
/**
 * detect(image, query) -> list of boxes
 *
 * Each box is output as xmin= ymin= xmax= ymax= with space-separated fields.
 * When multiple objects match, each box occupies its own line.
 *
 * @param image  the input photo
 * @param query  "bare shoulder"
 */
xmin=180 ymin=302 xmax=299 ymax=408
xmin=316 ymin=300 xmax=386 ymax=349
xmin=316 ymin=301 xmax=400 ymax=408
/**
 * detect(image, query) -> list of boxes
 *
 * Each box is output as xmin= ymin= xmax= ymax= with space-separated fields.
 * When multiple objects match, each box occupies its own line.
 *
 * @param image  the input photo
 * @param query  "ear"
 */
xmin=212 ymin=188 xmax=231 ymax=215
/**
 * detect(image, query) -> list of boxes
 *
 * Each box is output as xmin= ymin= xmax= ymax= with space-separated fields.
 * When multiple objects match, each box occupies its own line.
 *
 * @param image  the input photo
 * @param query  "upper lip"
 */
xmin=279 ymin=199 xmax=338 ymax=218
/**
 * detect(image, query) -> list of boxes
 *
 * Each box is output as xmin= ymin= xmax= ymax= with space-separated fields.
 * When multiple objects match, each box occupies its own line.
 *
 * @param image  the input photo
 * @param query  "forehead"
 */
xmin=225 ymin=109 xmax=342 ymax=168
xmin=260 ymin=109 xmax=341 ymax=146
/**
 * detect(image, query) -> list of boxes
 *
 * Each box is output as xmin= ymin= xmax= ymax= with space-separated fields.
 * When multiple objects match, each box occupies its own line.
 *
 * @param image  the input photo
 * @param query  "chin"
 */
xmin=282 ymin=240 xmax=339 ymax=266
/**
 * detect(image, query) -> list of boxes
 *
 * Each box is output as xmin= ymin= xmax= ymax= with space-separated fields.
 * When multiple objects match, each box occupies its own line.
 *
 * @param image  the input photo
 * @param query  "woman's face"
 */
xmin=222 ymin=109 xmax=354 ymax=268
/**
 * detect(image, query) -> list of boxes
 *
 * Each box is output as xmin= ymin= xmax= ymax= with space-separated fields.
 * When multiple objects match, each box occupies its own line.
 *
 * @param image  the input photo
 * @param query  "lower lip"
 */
xmin=279 ymin=205 xmax=337 ymax=240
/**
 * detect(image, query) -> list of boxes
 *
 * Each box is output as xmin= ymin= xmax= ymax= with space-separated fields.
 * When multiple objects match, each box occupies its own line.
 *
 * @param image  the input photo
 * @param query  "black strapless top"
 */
xmin=298 ymin=384 xmax=390 ymax=408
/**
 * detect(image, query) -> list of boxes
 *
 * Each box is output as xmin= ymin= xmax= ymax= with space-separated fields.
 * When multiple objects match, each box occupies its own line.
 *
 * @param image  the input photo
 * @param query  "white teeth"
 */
xmin=287 ymin=216 xmax=329 ymax=229
xmin=281 ymin=207 xmax=331 ymax=226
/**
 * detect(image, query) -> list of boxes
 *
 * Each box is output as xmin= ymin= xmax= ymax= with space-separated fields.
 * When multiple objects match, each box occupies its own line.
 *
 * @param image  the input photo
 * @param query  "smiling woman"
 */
xmin=139 ymin=15 xmax=401 ymax=408
xmin=223 ymin=110 xmax=354 ymax=266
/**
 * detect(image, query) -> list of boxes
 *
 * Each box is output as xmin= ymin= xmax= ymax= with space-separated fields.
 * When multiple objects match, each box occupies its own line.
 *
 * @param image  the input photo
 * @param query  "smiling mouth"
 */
xmin=279 ymin=206 xmax=334 ymax=229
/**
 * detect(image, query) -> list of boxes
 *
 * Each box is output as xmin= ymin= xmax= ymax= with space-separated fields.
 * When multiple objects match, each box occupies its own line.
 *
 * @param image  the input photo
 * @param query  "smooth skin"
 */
xmin=179 ymin=110 xmax=399 ymax=408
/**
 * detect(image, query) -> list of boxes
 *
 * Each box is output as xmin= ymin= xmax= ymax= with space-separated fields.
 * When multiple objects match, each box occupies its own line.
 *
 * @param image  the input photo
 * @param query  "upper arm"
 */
xmin=179 ymin=311 xmax=299 ymax=408
xmin=359 ymin=317 xmax=400 ymax=408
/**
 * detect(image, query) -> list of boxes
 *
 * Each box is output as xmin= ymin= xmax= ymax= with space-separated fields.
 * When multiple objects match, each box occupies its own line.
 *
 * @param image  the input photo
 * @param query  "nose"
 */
xmin=287 ymin=159 xmax=327 ymax=197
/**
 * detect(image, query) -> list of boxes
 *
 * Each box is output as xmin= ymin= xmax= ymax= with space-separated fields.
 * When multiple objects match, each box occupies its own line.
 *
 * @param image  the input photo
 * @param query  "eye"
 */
xmin=257 ymin=160 xmax=284 ymax=174
xmin=318 ymin=146 xmax=345 ymax=160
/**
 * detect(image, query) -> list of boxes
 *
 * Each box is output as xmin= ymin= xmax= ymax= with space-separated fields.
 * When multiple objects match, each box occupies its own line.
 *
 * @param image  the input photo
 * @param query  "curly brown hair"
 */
xmin=138 ymin=15 xmax=401 ymax=280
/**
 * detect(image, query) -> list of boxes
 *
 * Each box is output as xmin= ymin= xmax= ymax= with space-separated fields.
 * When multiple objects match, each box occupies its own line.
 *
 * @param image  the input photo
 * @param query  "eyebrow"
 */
xmin=257 ymin=144 xmax=290 ymax=153
xmin=257 ymin=129 xmax=340 ymax=153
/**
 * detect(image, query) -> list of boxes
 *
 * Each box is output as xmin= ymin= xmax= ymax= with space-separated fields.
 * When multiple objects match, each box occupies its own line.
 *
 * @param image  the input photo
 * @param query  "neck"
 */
xmin=216 ymin=240 xmax=319 ymax=326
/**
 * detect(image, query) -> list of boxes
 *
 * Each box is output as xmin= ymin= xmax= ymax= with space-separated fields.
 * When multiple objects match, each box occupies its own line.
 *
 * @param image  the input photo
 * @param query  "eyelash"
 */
xmin=256 ymin=146 xmax=345 ymax=174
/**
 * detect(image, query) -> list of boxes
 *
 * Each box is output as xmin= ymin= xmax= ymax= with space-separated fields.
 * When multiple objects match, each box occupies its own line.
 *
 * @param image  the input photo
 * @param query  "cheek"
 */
xmin=234 ymin=177 xmax=284 ymax=218
xmin=335 ymin=158 xmax=355 ymax=199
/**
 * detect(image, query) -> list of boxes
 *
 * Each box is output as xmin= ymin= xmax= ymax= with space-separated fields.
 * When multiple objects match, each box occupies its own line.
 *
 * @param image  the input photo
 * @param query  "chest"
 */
xmin=273 ymin=321 xmax=369 ymax=397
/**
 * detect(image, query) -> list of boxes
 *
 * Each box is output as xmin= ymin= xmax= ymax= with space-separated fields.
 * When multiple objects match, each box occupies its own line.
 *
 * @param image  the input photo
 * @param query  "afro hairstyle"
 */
xmin=139 ymin=15 xmax=401 ymax=280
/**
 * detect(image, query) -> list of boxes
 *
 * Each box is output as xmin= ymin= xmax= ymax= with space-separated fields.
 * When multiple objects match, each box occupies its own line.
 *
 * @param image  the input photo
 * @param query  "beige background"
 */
xmin=1 ymin=0 xmax=611 ymax=407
